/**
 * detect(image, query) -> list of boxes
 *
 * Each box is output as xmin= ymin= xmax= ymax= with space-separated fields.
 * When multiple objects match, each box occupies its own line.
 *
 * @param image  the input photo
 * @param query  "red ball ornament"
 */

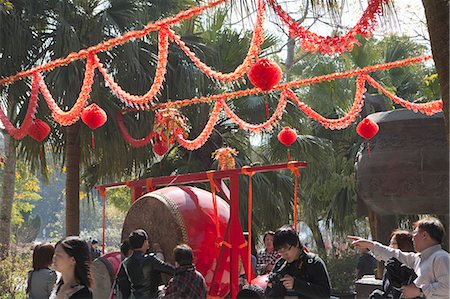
xmin=277 ymin=126 xmax=297 ymax=147
xmin=81 ymin=103 xmax=107 ymax=130
xmin=356 ymin=117 xmax=379 ymax=140
xmin=28 ymin=119 xmax=51 ymax=142
xmin=247 ymin=58 xmax=282 ymax=91
xmin=153 ymin=140 xmax=169 ymax=156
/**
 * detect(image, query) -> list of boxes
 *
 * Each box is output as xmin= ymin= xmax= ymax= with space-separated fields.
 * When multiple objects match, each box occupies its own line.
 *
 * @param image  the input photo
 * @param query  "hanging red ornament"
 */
xmin=277 ymin=126 xmax=297 ymax=147
xmin=28 ymin=119 xmax=51 ymax=142
xmin=247 ymin=58 xmax=282 ymax=91
xmin=81 ymin=103 xmax=107 ymax=130
xmin=153 ymin=139 xmax=169 ymax=156
xmin=356 ymin=117 xmax=379 ymax=157
xmin=356 ymin=117 xmax=379 ymax=140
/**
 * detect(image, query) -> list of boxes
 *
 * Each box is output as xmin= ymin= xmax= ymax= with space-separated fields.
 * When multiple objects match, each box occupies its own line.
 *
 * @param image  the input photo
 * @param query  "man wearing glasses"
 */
xmin=349 ymin=217 xmax=450 ymax=299
xmin=265 ymin=225 xmax=331 ymax=298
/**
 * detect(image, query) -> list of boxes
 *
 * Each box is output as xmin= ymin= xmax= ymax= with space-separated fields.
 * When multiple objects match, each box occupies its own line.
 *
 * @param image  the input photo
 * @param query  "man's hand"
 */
xmin=401 ymin=284 xmax=422 ymax=298
xmin=347 ymin=236 xmax=375 ymax=251
xmin=280 ymin=275 xmax=294 ymax=290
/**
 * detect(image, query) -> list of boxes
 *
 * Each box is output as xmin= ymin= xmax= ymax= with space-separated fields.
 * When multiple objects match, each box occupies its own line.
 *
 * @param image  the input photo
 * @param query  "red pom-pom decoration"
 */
xmin=28 ymin=119 xmax=51 ymax=142
xmin=153 ymin=140 xmax=169 ymax=156
xmin=278 ymin=126 xmax=297 ymax=147
xmin=356 ymin=118 xmax=379 ymax=140
xmin=247 ymin=58 xmax=283 ymax=91
xmin=81 ymin=103 xmax=107 ymax=130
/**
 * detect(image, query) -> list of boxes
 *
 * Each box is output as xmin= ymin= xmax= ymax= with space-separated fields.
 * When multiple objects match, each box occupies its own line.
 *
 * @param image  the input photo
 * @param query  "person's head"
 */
xmin=120 ymin=240 xmax=132 ymax=258
xmin=53 ymin=236 xmax=92 ymax=287
xmin=91 ymin=239 xmax=98 ymax=250
xmin=128 ymin=229 xmax=149 ymax=252
xmin=236 ymin=284 xmax=264 ymax=298
xmin=412 ymin=217 xmax=445 ymax=252
xmin=390 ymin=229 xmax=414 ymax=252
xmin=32 ymin=243 xmax=55 ymax=270
xmin=173 ymin=244 xmax=193 ymax=267
xmin=263 ymin=231 xmax=275 ymax=252
xmin=273 ymin=225 xmax=303 ymax=263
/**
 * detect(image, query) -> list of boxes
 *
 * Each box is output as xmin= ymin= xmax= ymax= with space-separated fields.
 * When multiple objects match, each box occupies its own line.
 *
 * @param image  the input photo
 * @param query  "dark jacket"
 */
xmin=55 ymin=283 xmax=93 ymax=299
xmin=116 ymin=262 xmax=131 ymax=299
xmin=266 ymin=251 xmax=331 ymax=298
xmin=123 ymin=251 xmax=175 ymax=299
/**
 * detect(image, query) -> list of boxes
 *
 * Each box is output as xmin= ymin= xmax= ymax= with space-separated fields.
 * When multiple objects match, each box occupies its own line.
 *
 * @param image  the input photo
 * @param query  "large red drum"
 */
xmin=121 ymin=186 xmax=230 ymax=297
xmin=91 ymin=252 xmax=122 ymax=299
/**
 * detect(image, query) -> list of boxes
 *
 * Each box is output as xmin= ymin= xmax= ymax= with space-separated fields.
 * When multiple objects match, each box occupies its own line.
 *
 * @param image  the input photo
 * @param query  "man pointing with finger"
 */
xmin=348 ymin=217 xmax=449 ymax=299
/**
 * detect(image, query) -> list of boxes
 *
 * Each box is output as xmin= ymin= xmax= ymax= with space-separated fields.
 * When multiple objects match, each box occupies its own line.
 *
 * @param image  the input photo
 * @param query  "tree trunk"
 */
xmin=422 ymin=0 xmax=449 ymax=138
xmin=65 ymin=122 xmax=81 ymax=236
xmin=285 ymin=37 xmax=296 ymax=82
xmin=0 ymin=135 xmax=17 ymax=260
xmin=305 ymin=216 xmax=327 ymax=257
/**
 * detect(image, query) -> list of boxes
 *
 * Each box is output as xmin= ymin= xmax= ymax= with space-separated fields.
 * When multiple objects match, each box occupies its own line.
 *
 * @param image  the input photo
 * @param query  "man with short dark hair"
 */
xmin=265 ymin=225 xmax=331 ymax=298
xmin=349 ymin=217 xmax=450 ymax=299
xmin=123 ymin=229 xmax=175 ymax=299
xmin=160 ymin=244 xmax=207 ymax=299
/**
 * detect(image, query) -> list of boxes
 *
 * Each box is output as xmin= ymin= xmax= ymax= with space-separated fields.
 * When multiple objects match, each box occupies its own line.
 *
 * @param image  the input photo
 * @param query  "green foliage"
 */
xmin=326 ymin=250 xmax=358 ymax=295
xmin=107 ymin=187 xmax=132 ymax=213
xmin=79 ymin=196 xmax=127 ymax=248
xmin=0 ymin=0 xmax=13 ymax=12
xmin=12 ymin=162 xmax=41 ymax=227
xmin=14 ymin=214 xmax=41 ymax=243
xmin=0 ymin=245 xmax=31 ymax=299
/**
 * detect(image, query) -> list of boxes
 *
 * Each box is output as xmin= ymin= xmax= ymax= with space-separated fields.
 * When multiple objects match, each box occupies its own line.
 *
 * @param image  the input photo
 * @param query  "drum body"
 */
xmin=91 ymin=252 xmax=122 ymax=299
xmin=121 ymin=186 xmax=230 ymax=295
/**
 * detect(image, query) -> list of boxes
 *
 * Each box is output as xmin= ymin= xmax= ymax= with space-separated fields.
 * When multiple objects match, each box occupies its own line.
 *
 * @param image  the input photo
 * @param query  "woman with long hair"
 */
xmin=51 ymin=236 xmax=93 ymax=299
xmin=27 ymin=243 xmax=57 ymax=299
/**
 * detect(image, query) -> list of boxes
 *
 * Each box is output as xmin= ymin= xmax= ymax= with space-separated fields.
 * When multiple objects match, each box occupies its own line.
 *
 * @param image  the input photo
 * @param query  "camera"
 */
xmin=267 ymin=261 xmax=288 ymax=284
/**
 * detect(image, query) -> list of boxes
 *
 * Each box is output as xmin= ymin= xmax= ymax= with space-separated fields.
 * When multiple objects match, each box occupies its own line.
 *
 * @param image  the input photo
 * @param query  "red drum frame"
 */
xmin=96 ymin=161 xmax=307 ymax=298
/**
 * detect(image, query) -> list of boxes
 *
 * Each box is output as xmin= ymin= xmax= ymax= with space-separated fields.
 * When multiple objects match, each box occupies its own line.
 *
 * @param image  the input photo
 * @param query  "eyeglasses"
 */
xmin=278 ymin=245 xmax=292 ymax=255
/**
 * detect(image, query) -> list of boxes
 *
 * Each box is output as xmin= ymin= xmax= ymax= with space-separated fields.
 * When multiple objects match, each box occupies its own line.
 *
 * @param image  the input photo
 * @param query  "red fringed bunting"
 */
xmin=81 ymin=103 xmax=107 ymax=130
xmin=28 ymin=119 xmax=51 ymax=142
xmin=356 ymin=117 xmax=379 ymax=157
xmin=247 ymin=58 xmax=282 ymax=91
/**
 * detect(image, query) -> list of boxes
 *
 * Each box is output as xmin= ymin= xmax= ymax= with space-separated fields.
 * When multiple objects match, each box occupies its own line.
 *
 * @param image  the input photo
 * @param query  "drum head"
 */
xmin=91 ymin=257 xmax=114 ymax=299
xmin=122 ymin=193 xmax=185 ymax=264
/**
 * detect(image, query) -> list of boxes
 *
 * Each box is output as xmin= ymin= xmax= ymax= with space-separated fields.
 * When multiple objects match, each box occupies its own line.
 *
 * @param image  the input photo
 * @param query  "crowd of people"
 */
xmin=25 ymin=216 xmax=449 ymax=299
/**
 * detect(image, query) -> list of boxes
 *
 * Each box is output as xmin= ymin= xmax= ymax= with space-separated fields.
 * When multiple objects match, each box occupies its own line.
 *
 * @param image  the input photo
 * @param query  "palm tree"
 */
xmin=14 ymin=0 xmax=198 ymax=236
xmin=0 ymin=0 xmax=48 ymax=259
xmin=421 ymin=0 xmax=448 ymax=137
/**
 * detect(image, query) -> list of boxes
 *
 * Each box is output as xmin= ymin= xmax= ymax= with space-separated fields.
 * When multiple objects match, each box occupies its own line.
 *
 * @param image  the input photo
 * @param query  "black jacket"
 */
xmin=266 ymin=251 xmax=331 ymax=298
xmin=117 ymin=261 xmax=132 ymax=299
xmin=123 ymin=251 xmax=175 ymax=299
